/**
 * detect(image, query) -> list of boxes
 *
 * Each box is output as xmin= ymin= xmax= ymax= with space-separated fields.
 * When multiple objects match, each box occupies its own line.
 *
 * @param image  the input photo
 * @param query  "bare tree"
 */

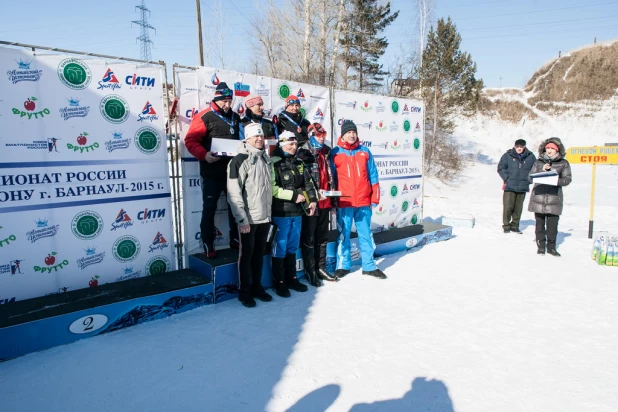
xmin=417 ymin=0 xmax=434 ymax=68
xmin=303 ymin=0 xmax=312 ymax=81
xmin=329 ymin=0 xmax=347 ymax=86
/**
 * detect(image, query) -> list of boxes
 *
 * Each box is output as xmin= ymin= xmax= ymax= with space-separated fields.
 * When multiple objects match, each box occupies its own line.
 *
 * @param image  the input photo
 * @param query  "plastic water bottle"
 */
xmin=592 ymin=236 xmax=602 ymax=260
xmin=606 ymin=241 xmax=614 ymax=266
xmin=597 ymin=239 xmax=608 ymax=265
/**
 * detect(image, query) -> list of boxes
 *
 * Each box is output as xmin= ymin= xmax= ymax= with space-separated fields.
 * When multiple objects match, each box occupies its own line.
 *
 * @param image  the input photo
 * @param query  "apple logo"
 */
xmin=44 ymin=252 xmax=57 ymax=266
xmin=89 ymin=275 xmax=100 ymax=287
xmin=77 ymin=132 xmax=88 ymax=146
xmin=393 ymin=140 xmax=399 ymax=147
xmin=24 ymin=97 xmax=37 ymax=111
xmin=364 ymin=101 xmax=369 ymax=108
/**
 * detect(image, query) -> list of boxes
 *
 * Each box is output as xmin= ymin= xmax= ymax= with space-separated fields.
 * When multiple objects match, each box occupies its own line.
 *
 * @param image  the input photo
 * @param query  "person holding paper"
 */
xmin=274 ymin=96 xmax=311 ymax=145
xmin=226 ymin=123 xmax=273 ymax=308
xmin=527 ymin=138 xmax=572 ymax=256
xmin=270 ymin=131 xmax=318 ymax=297
xmin=297 ymin=122 xmax=340 ymax=286
xmin=240 ymin=93 xmax=278 ymax=140
xmin=497 ymin=139 xmax=536 ymax=234
xmin=331 ymin=120 xmax=386 ymax=280
xmin=184 ymin=82 xmax=241 ymax=258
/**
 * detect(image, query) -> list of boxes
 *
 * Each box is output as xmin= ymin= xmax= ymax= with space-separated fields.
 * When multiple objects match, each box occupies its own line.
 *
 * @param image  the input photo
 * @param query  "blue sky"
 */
xmin=1 ymin=0 xmax=617 ymax=88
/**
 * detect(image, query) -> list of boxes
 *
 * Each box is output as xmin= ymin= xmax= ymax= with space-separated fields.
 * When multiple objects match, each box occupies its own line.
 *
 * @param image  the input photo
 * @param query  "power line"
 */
xmin=132 ymin=0 xmax=156 ymax=61
xmin=455 ymin=1 xmax=618 ymax=21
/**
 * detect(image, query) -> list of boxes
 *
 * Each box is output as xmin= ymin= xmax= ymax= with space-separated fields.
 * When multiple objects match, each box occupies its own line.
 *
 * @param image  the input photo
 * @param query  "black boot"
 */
xmin=238 ymin=290 xmax=256 ymax=308
xmin=284 ymin=253 xmax=308 ymax=292
xmin=251 ymin=284 xmax=273 ymax=302
xmin=537 ymin=239 xmax=546 ymax=255
xmin=316 ymin=243 xmax=339 ymax=282
xmin=271 ymin=257 xmax=290 ymax=298
xmin=334 ymin=269 xmax=350 ymax=278
xmin=302 ymin=246 xmax=322 ymax=287
xmin=547 ymin=248 xmax=561 ymax=257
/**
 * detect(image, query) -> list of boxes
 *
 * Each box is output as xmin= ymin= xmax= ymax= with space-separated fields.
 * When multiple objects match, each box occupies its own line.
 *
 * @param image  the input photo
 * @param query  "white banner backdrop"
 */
xmin=0 ymin=48 xmax=173 ymax=303
xmin=333 ymin=91 xmax=424 ymax=231
xmin=177 ymin=68 xmax=331 ymax=254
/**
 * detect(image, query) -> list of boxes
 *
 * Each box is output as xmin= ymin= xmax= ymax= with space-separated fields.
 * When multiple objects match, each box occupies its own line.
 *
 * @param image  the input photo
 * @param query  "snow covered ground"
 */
xmin=2 ymin=121 xmax=618 ymax=411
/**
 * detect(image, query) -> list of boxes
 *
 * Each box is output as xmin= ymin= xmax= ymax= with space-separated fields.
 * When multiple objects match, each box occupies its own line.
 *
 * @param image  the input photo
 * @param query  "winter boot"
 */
xmin=271 ymin=257 xmax=290 ymax=298
xmin=238 ymin=290 xmax=256 ymax=308
xmin=302 ymin=246 xmax=322 ymax=287
xmin=547 ymin=248 xmax=561 ymax=257
xmin=203 ymin=242 xmax=217 ymax=259
xmin=536 ymin=239 xmax=546 ymax=255
xmin=284 ymin=253 xmax=308 ymax=292
xmin=362 ymin=269 xmax=388 ymax=279
xmin=316 ymin=243 xmax=339 ymax=282
xmin=251 ymin=284 xmax=273 ymax=302
xmin=334 ymin=269 xmax=350 ymax=278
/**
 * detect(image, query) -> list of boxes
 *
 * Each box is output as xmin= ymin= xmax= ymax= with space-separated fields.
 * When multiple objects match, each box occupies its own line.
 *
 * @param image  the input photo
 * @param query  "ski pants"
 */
xmin=271 ymin=216 xmax=302 ymax=258
xmin=336 ymin=206 xmax=377 ymax=272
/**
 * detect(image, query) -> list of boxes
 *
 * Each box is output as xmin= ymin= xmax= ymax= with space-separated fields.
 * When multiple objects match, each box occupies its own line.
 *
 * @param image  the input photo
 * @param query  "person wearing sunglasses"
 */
xmin=274 ymin=95 xmax=311 ymax=145
xmin=296 ymin=122 xmax=340 ymax=286
xmin=270 ymin=131 xmax=319 ymax=297
xmin=185 ymin=81 xmax=241 ymax=258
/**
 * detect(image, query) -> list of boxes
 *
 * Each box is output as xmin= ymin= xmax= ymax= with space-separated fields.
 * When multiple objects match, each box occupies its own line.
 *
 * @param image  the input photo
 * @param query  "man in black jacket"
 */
xmin=275 ymin=95 xmax=311 ymax=145
xmin=497 ymin=139 xmax=536 ymax=233
xmin=240 ymin=93 xmax=278 ymax=140
xmin=185 ymin=82 xmax=241 ymax=258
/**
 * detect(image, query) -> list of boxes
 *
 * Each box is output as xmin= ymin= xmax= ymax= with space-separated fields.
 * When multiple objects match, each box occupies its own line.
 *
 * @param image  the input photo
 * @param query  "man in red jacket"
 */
xmin=331 ymin=120 xmax=386 ymax=279
xmin=184 ymin=82 xmax=240 ymax=258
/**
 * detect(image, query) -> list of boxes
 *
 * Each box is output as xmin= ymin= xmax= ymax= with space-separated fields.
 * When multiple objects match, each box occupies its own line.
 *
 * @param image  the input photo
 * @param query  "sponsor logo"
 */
xmin=411 ymin=214 xmax=419 ymax=224
xmin=146 ymin=255 xmax=171 ymax=275
xmin=359 ymin=122 xmax=372 ymax=129
xmin=414 ymin=121 xmax=422 ymax=132
xmin=0 ymin=297 xmax=16 ymax=305
xmin=67 ymin=132 xmax=99 ymax=153
xmin=234 ymin=82 xmax=251 ymax=97
xmin=45 ymin=286 xmax=71 ymax=296
xmin=403 ymin=119 xmax=411 ymax=133
xmin=0 ymin=226 xmax=16 ymax=248
xmin=72 ymin=211 xmax=104 ymax=240
xmin=112 ymin=235 xmax=141 ymax=262
xmin=211 ymin=73 xmax=220 ymax=86
xmin=105 ymin=131 xmax=131 ymax=152
xmin=7 ymin=59 xmax=42 ymax=83
xmin=57 ymin=58 xmax=92 ymax=90
xmin=13 ymin=96 xmax=50 ymax=120
xmin=390 ymin=139 xmax=402 ymax=150
xmin=26 ymin=218 xmax=59 ymax=243
xmin=389 ymin=204 xmax=398 ymax=216
xmin=402 ymin=200 xmax=409 ymax=212
xmin=403 ymin=139 xmax=411 ymax=150
xmin=375 ymin=204 xmax=386 ymax=215
xmin=411 ymin=106 xmax=422 ymax=113
xmin=406 ymin=237 xmax=419 ymax=248
xmin=77 ymin=246 xmax=105 ymax=270
xmin=313 ymin=107 xmax=325 ymax=121
xmin=137 ymin=208 xmax=166 ymax=223
xmin=376 ymin=121 xmax=387 ymax=132
xmin=97 ymin=68 xmax=121 ymax=91
xmin=410 ymin=184 xmax=421 ymax=190
xmin=310 ymin=95 xmax=325 ymax=100
xmin=137 ymin=101 xmax=159 ymax=122
xmin=390 ymin=121 xmax=399 ymax=132
xmin=59 ymin=97 xmax=90 ymax=121
xmin=296 ymin=88 xmax=306 ymax=103
xmin=47 ymin=137 xmax=60 ymax=152
xmin=125 ymin=73 xmax=156 ymax=89
xmin=360 ymin=100 xmax=372 ymax=112
xmin=234 ymin=101 xmax=245 ymax=116
xmin=401 ymin=184 xmax=409 ymax=195
xmin=116 ymin=266 xmax=142 ymax=282
xmin=88 ymin=275 xmax=101 ymax=288
xmin=34 ymin=251 xmax=69 ymax=274
xmin=338 ymin=101 xmax=357 ymax=109
xmin=414 ymin=138 xmax=421 ymax=150
xmin=391 ymin=100 xmax=399 ymax=113
xmin=100 ymin=95 xmax=130 ymax=124
xmin=0 ymin=259 xmax=24 ymax=275
xmin=376 ymin=101 xmax=385 ymax=113
xmin=300 ymin=107 xmax=307 ymax=118
xmin=148 ymin=231 xmax=169 ymax=253
xmin=379 ymin=186 xmax=385 ymax=197
xmin=255 ymin=80 xmax=269 ymax=96
xmin=278 ymin=82 xmax=291 ymax=99
xmin=214 ymin=226 xmax=224 ymax=244
xmin=111 ymin=209 xmax=134 ymax=231
xmin=337 ymin=117 xmax=347 ymax=126
xmin=4 ymin=138 xmax=56 ymax=151
xmin=185 ymin=108 xmax=199 ymax=118
xmin=390 ymin=185 xmax=398 ymax=198
xmin=402 ymin=104 xmax=410 ymax=115
xmin=388 ymin=221 xmax=397 ymax=230
xmin=413 ymin=198 xmax=421 ymax=209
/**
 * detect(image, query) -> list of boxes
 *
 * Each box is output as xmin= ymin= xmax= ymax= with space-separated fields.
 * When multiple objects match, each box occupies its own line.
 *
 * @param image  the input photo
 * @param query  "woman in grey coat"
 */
xmin=527 ymin=137 xmax=572 ymax=256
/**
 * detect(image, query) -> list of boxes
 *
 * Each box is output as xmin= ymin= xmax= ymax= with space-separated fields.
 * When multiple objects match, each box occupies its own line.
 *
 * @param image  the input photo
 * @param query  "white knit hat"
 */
xmin=243 ymin=123 xmax=264 ymax=140
xmin=278 ymin=130 xmax=297 ymax=146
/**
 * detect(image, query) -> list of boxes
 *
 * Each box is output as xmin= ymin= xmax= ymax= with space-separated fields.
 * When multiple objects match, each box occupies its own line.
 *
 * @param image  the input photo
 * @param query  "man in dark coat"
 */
xmin=185 ymin=82 xmax=241 ymax=258
xmin=497 ymin=139 xmax=536 ymax=233
xmin=274 ymin=96 xmax=311 ymax=145
xmin=527 ymin=137 xmax=572 ymax=256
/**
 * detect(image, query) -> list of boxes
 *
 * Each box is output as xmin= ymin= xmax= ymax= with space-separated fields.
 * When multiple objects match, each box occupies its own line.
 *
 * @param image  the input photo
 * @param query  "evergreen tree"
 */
xmin=419 ymin=17 xmax=483 ymax=179
xmin=340 ymin=0 xmax=399 ymax=91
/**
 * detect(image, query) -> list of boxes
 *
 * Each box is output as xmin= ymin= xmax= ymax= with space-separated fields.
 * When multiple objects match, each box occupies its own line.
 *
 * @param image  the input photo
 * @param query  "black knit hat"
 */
xmin=213 ymin=82 xmax=233 ymax=101
xmin=341 ymin=120 xmax=357 ymax=136
xmin=514 ymin=139 xmax=526 ymax=147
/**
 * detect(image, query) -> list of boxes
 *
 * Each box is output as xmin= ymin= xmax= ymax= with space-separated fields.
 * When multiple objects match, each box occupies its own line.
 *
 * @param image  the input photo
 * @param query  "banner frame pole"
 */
xmin=589 ymin=162 xmax=597 ymax=239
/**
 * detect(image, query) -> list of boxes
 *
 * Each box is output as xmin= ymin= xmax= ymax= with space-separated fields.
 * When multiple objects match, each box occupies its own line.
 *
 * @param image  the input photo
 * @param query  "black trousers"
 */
xmin=238 ymin=223 xmax=270 ymax=294
xmin=200 ymin=176 xmax=239 ymax=245
xmin=301 ymin=208 xmax=331 ymax=267
xmin=535 ymin=213 xmax=559 ymax=249
xmin=502 ymin=191 xmax=526 ymax=230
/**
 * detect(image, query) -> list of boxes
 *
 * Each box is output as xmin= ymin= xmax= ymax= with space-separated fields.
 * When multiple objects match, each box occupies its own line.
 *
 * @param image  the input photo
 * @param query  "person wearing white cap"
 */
xmin=269 ymin=131 xmax=318 ymax=297
xmin=227 ymin=122 xmax=273 ymax=307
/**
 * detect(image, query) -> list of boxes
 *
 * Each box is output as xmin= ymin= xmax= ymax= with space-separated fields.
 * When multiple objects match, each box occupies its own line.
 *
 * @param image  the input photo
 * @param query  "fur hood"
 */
xmin=538 ymin=137 xmax=566 ymax=157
